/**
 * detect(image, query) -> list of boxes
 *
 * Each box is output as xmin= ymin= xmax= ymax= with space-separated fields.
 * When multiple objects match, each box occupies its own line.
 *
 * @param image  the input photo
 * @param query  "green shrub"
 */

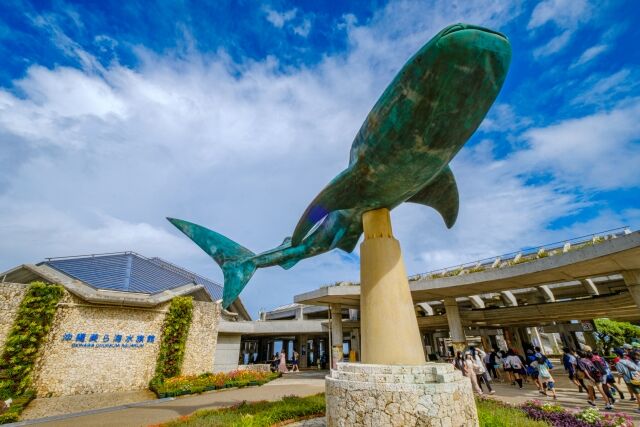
xmin=151 ymin=296 xmax=194 ymax=387
xmin=151 ymin=370 xmax=280 ymax=398
xmin=0 ymin=282 xmax=63 ymax=397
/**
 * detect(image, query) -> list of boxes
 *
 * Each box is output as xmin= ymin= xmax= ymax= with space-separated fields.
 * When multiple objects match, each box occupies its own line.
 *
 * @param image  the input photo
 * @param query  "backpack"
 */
xmin=581 ymin=358 xmax=602 ymax=381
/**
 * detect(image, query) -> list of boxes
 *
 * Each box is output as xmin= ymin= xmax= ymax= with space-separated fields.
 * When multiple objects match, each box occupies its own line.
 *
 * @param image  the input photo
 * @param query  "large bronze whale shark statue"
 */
xmin=168 ymin=23 xmax=511 ymax=308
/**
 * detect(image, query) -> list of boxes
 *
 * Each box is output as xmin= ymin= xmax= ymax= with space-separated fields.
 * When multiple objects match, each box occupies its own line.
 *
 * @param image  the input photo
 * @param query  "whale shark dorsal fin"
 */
xmin=407 ymin=166 xmax=459 ymax=228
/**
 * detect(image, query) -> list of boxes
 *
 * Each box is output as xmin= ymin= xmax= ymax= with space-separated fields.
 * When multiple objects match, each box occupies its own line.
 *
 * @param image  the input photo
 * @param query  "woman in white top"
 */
xmin=464 ymin=352 xmax=483 ymax=394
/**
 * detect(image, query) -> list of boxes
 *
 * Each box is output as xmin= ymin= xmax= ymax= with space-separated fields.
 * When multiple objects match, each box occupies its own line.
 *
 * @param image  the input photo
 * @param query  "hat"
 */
xmin=623 ymin=344 xmax=633 ymax=350
xmin=614 ymin=348 xmax=624 ymax=357
xmin=583 ymin=345 xmax=592 ymax=352
xmin=633 ymin=342 xmax=640 ymax=348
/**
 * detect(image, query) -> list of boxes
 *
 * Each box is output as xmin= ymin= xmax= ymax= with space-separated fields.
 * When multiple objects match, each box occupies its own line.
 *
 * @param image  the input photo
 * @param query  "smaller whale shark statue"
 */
xmin=168 ymin=23 xmax=511 ymax=308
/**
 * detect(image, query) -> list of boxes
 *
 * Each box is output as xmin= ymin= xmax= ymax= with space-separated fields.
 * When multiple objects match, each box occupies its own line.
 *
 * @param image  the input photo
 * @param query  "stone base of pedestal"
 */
xmin=326 ymin=362 xmax=478 ymax=427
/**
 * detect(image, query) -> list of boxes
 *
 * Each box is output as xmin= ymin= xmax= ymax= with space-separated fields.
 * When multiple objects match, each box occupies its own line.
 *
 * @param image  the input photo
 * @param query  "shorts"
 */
xmin=627 ymin=383 xmax=640 ymax=394
xmin=545 ymin=381 xmax=555 ymax=390
xmin=531 ymin=372 xmax=539 ymax=379
xmin=584 ymin=378 xmax=597 ymax=387
xmin=504 ymin=367 xmax=512 ymax=372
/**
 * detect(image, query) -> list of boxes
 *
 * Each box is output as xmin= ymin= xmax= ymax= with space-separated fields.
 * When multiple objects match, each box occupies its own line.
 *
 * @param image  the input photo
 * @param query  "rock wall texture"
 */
xmin=182 ymin=300 xmax=220 ymax=376
xmin=30 ymin=292 xmax=220 ymax=397
xmin=0 ymin=282 xmax=28 ymax=350
xmin=326 ymin=362 xmax=478 ymax=427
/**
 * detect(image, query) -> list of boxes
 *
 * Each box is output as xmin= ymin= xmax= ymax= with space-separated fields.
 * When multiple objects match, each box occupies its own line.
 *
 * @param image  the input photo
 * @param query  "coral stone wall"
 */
xmin=326 ymin=362 xmax=478 ymax=427
xmin=30 ymin=292 xmax=220 ymax=397
xmin=0 ymin=283 xmax=29 ymax=349
xmin=181 ymin=300 xmax=220 ymax=376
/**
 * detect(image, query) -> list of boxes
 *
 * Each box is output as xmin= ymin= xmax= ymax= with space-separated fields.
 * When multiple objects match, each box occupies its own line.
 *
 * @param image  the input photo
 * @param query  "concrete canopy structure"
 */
xmin=294 ymin=229 xmax=640 ymax=323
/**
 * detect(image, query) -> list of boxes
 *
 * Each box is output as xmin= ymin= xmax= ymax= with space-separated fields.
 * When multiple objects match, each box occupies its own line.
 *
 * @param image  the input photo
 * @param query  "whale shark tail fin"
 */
xmin=166 ymin=217 xmax=257 ymax=309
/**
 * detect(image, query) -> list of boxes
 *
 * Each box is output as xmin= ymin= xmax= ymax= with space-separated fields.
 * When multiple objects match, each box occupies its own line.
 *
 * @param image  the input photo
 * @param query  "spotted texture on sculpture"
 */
xmin=168 ymin=23 xmax=512 ymax=308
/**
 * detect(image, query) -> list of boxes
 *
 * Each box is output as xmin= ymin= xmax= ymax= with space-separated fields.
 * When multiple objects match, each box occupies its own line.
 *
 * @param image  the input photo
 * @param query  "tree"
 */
xmin=594 ymin=318 xmax=640 ymax=355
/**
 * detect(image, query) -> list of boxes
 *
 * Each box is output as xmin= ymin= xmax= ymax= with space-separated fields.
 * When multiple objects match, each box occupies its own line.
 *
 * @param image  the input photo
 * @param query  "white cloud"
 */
xmin=533 ymin=30 xmax=571 ymax=58
xmin=527 ymin=0 xmax=591 ymax=31
xmin=1 ymin=0 xmax=634 ymax=317
xmin=528 ymin=0 xmax=592 ymax=59
xmin=571 ymin=69 xmax=637 ymax=107
xmin=514 ymin=100 xmax=640 ymax=190
xmin=264 ymin=7 xmax=297 ymax=29
xmin=293 ymin=19 xmax=312 ymax=38
xmin=571 ymin=44 xmax=608 ymax=67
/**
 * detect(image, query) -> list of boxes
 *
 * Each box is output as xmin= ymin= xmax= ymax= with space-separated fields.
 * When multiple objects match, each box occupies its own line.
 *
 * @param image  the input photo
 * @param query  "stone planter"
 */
xmin=325 ymin=362 xmax=478 ymax=427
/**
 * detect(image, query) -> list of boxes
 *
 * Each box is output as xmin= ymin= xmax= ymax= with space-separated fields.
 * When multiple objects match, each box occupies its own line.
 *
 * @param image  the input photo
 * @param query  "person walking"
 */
xmin=562 ymin=347 xmax=584 ymax=392
xmin=614 ymin=348 xmax=640 ymax=413
xmin=464 ymin=351 xmax=483 ymax=395
xmin=291 ymin=350 xmax=300 ymax=372
xmin=278 ymin=350 xmax=289 ymax=374
xmin=453 ymin=351 xmax=465 ymax=372
xmin=486 ymin=348 xmax=501 ymax=381
xmin=500 ymin=350 xmax=514 ymax=385
xmin=532 ymin=355 xmax=557 ymax=400
xmin=471 ymin=346 xmax=495 ymax=394
xmin=577 ymin=349 xmax=613 ymax=410
xmin=505 ymin=349 xmax=525 ymax=389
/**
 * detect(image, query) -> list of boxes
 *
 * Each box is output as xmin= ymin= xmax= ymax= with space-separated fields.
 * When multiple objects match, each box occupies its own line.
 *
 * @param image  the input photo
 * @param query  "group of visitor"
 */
xmin=270 ymin=350 xmax=301 ymax=373
xmin=563 ymin=344 xmax=640 ymax=413
xmin=453 ymin=346 xmax=495 ymax=395
xmin=452 ymin=342 xmax=640 ymax=414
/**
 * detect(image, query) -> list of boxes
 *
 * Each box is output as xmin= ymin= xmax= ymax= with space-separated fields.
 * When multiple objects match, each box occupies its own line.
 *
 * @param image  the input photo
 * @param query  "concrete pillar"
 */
xmin=299 ymin=334 xmax=308 ymax=369
xmin=444 ymin=297 xmax=466 ymax=353
xmin=479 ymin=329 xmax=491 ymax=352
xmin=351 ymin=328 xmax=360 ymax=361
xmin=330 ymin=304 xmax=343 ymax=369
xmin=531 ymin=326 xmax=543 ymax=351
xmin=622 ymin=270 xmax=640 ymax=313
xmin=360 ymin=208 xmax=425 ymax=365
xmin=583 ymin=321 xmax=598 ymax=350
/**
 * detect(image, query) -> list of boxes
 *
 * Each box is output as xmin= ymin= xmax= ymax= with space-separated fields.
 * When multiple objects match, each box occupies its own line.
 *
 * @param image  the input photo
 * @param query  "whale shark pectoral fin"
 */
xmin=407 ymin=166 xmax=459 ymax=228
xmin=291 ymin=166 xmax=365 ymax=245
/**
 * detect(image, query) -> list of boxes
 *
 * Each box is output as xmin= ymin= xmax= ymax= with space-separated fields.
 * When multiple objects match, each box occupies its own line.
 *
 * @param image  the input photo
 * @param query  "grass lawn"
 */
xmin=160 ymin=393 xmax=551 ymax=427
xmin=477 ymin=398 xmax=550 ymax=427
xmin=161 ymin=393 xmax=325 ymax=427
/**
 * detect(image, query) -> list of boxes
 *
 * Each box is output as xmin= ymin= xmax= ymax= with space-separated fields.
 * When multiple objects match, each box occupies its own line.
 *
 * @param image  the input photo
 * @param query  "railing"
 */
xmin=405 ymin=226 xmax=631 ymax=281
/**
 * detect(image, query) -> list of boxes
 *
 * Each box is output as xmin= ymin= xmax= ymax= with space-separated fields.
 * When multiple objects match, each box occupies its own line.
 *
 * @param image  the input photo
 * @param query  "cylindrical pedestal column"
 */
xmin=359 ymin=208 xmax=425 ymax=365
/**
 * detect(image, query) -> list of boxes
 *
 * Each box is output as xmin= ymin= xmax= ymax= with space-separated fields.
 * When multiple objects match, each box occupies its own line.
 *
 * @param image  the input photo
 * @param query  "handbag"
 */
xmin=631 ymin=372 xmax=640 ymax=386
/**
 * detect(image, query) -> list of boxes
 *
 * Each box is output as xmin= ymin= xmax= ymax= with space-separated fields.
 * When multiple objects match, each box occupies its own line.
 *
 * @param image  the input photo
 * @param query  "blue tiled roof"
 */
xmin=42 ymin=252 xmax=223 ymax=301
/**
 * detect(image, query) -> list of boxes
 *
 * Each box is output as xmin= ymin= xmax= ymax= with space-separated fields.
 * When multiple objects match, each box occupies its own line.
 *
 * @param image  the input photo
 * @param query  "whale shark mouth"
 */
xmin=440 ymin=23 xmax=508 ymax=41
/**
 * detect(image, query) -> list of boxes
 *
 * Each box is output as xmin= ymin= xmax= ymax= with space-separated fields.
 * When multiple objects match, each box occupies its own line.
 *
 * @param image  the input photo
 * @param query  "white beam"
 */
xmin=500 ymin=290 xmax=518 ymax=307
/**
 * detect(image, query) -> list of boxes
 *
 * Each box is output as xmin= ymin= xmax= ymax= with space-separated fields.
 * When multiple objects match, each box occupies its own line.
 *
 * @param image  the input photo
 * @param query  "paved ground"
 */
xmin=487 ymin=370 xmax=640 ymax=423
xmin=21 ymin=391 xmax=156 ymax=420
xmin=17 ymin=371 xmax=325 ymax=427
xmin=14 ymin=367 xmax=640 ymax=426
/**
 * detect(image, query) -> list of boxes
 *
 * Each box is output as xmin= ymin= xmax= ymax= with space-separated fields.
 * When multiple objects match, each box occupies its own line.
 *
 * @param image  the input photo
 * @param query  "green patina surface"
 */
xmin=168 ymin=23 xmax=512 ymax=308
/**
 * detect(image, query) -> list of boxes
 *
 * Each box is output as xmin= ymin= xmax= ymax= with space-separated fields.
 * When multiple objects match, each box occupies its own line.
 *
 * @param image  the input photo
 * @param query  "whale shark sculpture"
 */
xmin=168 ymin=23 xmax=511 ymax=308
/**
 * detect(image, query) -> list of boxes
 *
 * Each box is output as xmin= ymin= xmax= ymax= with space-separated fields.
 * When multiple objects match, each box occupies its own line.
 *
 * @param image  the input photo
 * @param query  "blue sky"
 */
xmin=0 ymin=0 xmax=638 ymax=317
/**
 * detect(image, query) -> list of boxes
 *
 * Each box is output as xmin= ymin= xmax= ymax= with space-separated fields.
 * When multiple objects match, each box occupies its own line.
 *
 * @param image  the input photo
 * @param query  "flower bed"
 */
xmin=150 ymin=370 xmax=280 ymax=398
xmin=521 ymin=400 xmax=633 ymax=427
